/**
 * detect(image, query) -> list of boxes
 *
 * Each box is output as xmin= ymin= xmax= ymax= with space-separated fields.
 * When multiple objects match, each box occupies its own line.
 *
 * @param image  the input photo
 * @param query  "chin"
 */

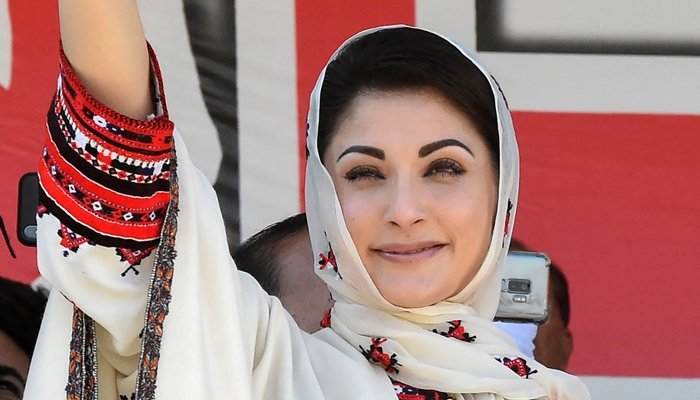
xmin=382 ymin=290 xmax=443 ymax=309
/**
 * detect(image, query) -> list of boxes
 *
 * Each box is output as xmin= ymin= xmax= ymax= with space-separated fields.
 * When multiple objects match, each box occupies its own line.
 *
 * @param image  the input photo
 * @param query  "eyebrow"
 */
xmin=0 ymin=364 xmax=26 ymax=387
xmin=418 ymin=139 xmax=474 ymax=158
xmin=336 ymin=145 xmax=385 ymax=162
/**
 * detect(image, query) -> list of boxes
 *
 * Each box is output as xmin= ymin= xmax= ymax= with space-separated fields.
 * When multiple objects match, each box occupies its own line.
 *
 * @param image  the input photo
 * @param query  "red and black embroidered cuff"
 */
xmin=39 ymin=43 xmax=175 ymax=249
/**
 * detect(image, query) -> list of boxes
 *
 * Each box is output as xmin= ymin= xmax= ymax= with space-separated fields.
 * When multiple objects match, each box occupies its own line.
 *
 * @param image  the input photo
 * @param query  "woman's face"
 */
xmin=324 ymin=89 xmax=498 ymax=308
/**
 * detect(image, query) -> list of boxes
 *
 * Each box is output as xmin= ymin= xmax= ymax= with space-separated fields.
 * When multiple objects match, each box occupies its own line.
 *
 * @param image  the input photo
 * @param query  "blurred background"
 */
xmin=0 ymin=1 xmax=698 ymax=398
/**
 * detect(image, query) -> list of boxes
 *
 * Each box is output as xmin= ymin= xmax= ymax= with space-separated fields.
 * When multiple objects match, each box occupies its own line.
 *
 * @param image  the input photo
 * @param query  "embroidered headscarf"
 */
xmin=306 ymin=25 xmax=589 ymax=399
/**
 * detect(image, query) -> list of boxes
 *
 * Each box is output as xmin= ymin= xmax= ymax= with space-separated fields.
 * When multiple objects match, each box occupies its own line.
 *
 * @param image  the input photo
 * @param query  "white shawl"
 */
xmin=305 ymin=25 xmax=590 ymax=399
xmin=25 ymin=25 xmax=589 ymax=400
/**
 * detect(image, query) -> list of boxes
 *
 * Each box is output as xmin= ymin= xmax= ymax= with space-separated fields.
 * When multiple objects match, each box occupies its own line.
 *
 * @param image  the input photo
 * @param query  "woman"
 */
xmin=25 ymin=1 xmax=589 ymax=399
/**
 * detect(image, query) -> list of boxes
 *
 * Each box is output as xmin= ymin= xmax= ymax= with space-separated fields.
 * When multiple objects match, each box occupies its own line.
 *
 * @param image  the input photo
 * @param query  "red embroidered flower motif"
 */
xmin=320 ymin=307 xmax=332 ymax=328
xmin=497 ymin=356 xmax=538 ymax=378
xmin=318 ymin=244 xmax=338 ymax=274
xmin=360 ymin=337 xmax=402 ymax=374
xmin=432 ymin=320 xmax=476 ymax=342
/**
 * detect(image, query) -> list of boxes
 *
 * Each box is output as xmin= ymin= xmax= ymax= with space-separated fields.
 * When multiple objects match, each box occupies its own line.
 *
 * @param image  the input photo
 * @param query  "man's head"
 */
xmin=509 ymin=238 xmax=573 ymax=371
xmin=533 ymin=262 xmax=573 ymax=371
xmin=0 ymin=276 xmax=47 ymax=399
xmin=233 ymin=213 xmax=333 ymax=333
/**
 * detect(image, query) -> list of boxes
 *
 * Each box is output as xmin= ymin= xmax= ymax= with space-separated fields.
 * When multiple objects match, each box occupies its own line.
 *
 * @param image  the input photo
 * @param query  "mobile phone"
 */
xmin=494 ymin=251 xmax=550 ymax=324
xmin=17 ymin=172 xmax=39 ymax=247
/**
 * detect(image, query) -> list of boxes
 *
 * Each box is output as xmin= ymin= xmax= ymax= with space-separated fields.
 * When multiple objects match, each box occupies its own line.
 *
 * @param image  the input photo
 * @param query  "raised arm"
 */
xmin=23 ymin=3 xmax=177 ymax=398
xmin=59 ymin=0 xmax=153 ymax=119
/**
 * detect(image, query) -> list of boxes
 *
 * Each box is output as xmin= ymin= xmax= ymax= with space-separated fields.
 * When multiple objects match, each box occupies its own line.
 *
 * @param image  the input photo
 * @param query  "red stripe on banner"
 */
xmin=0 ymin=1 xmax=59 ymax=283
xmin=513 ymin=111 xmax=700 ymax=378
xmin=295 ymin=0 xmax=415 ymax=209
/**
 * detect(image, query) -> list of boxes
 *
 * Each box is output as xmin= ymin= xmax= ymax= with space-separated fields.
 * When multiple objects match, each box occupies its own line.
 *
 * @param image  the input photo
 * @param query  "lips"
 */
xmin=371 ymin=242 xmax=446 ymax=263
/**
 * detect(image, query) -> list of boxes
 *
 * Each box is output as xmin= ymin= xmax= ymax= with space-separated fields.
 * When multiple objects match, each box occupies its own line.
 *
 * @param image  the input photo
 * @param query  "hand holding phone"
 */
xmin=494 ymin=251 xmax=550 ymax=324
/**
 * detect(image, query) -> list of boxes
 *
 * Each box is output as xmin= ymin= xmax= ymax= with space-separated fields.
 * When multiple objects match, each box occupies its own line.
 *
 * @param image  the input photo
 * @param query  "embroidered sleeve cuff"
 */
xmin=38 ymin=43 xmax=174 ymax=250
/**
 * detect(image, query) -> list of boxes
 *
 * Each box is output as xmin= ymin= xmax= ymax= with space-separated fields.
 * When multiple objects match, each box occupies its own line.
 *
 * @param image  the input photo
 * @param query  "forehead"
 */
xmin=331 ymin=89 xmax=484 ymax=152
xmin=0 ymin=330 xmax=29 ymax=379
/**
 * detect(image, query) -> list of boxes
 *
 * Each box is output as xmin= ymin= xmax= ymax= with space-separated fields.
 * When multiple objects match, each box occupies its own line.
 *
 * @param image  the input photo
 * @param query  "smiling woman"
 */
xmin=325 ymin=90 xmax=498 ymax=308
xmin=304 ymin=26 xmax=589 ymax=398
xmin=315 ymin=28 xmax=506 ymax=308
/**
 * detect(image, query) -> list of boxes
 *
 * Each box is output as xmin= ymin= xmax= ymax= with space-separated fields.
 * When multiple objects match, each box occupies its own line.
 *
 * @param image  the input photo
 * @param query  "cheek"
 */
xmin=333 ymin=183 xmax=379 ymax=247
xmin=429 ymin=182 xmax=496 ymax=238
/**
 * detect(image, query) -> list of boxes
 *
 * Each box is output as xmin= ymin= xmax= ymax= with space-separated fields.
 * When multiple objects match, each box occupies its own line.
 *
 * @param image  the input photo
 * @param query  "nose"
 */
xmin=383 ymin=176 xmax=425 ymax=229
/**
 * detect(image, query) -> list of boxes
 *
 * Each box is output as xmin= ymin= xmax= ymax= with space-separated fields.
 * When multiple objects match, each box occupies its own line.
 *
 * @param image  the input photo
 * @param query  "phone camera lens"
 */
xmin=507 ymin=279 xmax=531 ymax=294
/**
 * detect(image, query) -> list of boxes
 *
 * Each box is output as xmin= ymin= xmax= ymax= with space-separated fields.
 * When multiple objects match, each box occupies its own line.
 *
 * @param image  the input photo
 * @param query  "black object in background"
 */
xmin=17 ymin=172 xmax=39 ymax=247
xmin=0 ymin=214 xmax=16 ymax=258
xmin=183 ymin=0 xmax=241 ymax=247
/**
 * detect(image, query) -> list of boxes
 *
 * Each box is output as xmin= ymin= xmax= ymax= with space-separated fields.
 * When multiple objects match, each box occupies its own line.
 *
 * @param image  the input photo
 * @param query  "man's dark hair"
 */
xmin=0 ymin=276 xmax=48 ymax=357
xmin=233 ymin=213 xmax=308 ymax=297
xmin=318 ymin=27 xmax=499 ymax=173
xmin=548 ymin=262 xmax=571 ymax=327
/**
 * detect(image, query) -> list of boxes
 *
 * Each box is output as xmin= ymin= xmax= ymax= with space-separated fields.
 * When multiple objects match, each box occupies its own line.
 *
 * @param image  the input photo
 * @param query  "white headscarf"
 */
xmin=305 ymin=25 xmax=589 ymax=399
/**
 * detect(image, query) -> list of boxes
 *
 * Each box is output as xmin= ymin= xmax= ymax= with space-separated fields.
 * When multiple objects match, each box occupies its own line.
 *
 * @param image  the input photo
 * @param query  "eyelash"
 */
xmin=344 ymin=166 xmax=384 ymax=182
xmin=424 ymin=159 xmax=466 ymax=178
xmin=343 ymin=159 xmax=465 ymax=182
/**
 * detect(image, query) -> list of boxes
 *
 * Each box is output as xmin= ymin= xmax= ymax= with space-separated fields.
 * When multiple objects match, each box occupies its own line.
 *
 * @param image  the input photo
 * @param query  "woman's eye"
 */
xmin=425 ymin=159 xmax=465 ymax=178
xmin=344 ymin=166 xmax=385 ymax=182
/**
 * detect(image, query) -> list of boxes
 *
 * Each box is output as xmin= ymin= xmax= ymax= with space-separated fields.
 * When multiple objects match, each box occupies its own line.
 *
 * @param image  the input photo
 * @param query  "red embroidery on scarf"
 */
xmin=432 ymin=320 xmax=476 ymax=342
xmin=504 ymin=200 xmax=513 ymax=238
xmin=360 ymin=337 xmax=402 ymax=374
xmin=497 ymin=356 xmax=538 ymax=378
xmin=320 ymin=308 xmax=332 ymax=328
xmin=318 ymin=245 xmax=337 ymax=273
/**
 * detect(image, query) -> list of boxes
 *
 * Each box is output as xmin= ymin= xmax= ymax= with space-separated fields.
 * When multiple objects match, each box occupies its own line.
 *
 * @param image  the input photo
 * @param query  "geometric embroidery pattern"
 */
xmin=58 ymin=223 xmax=94 ymax=256
xmin=134 ymin=151 xmax=179 ymax=400
xmin=43 ymin=153 xmax=167 ymax=228
xmin=57 ymin=43 xmax=177 ymax=399
xmin=53 ymin=222 xmax=155 ymax=275
xmin=60 ymin=146 xmax=177 ymax=400
xmin=118 ymin=247 xmax=156 ymax=276
xmin=40 ymin=44 xmax=173 ymax=251
xmin=392 ymin=379 xmax=457 ymax=400
xmin=65 ymin=306 xmax=98 ymax=400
